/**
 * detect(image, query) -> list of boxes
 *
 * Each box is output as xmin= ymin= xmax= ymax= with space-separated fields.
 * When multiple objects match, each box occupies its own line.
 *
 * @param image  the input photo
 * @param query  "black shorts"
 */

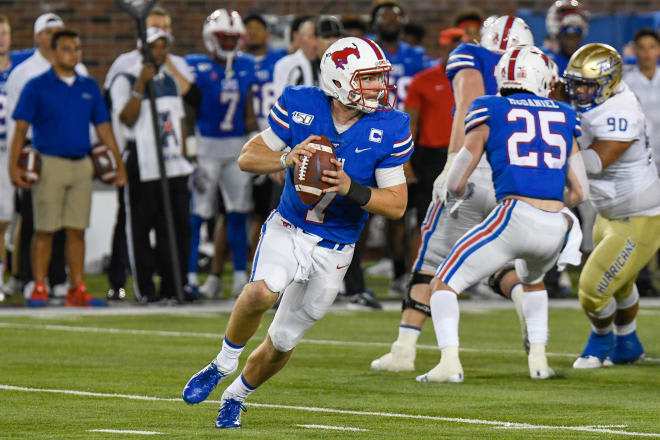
xmin=408 ymin=146 xmax=448 ymax=227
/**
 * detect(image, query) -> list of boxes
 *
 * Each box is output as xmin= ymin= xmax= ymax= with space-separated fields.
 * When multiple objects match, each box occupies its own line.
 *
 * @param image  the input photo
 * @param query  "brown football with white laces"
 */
xmin=293 ymin=135 xmax=337 ymax=205
xmin=91 ymin=143 xmax=118 ymax=184
xmin=18 ymin=146 xmax=41 ymax=184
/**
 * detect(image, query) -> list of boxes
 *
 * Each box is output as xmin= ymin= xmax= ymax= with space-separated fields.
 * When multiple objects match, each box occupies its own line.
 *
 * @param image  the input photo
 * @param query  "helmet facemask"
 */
xmin=344 ymin=65 xmax=395 ymax=113
xmin=564 ymin=75 xmax=608 ymax=111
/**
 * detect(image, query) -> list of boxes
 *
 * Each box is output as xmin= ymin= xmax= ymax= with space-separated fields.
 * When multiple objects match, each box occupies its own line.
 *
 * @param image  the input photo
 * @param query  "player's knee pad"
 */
xmin=488 ymin=263 xmax=516 ymax=298
xmin=402 ymin=272 xmax=433 ymax=316
xmin=268 ymin=307 xmax=316 ymax=352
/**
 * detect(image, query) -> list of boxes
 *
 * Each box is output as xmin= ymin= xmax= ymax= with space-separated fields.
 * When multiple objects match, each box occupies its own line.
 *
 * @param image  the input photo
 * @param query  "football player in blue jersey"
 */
xmin=182 ymin=36 xmax=412 ymax=428
xmin=185 ymin=9 xmax=258 ymax=298
xmin=417 ymin=46 xmax=588 ymax=383
xmin=372 ymin=16 xmax=538 ymax=374
xmin=542 ymin=0 xmax=589 ymax=76
xmin=0 ymin=15 xmax=33 ymax=297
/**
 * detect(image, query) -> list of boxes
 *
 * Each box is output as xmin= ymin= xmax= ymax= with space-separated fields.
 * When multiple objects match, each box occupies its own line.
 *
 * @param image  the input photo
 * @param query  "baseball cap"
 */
xmin=33 ymin=13 xmax=64 ymax=35
xmin=438 ymin=27 xmax=467 ymax=46
xmin=146 ymin=26 xmax=173 ymax=44
xmin=315 ymin=16 xmax=344 ymax=38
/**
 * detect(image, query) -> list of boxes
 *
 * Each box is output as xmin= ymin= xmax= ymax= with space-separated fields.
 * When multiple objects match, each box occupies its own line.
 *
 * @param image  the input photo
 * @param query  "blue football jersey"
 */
xmin=381 ymin=41 xmax=426 ymax=110
xmin=251 ymin=47 xmax=287 ymax=130
xmin=185 ymin=53 xmax=256 ymax=138
xmin=446 ymin=43 xmax=502 ymax=95
xmin=465 ymin=93 xmax=581 ymax=202
xmin=268 ymin=86 xmax=414 ymax=244
xmin=0 ymin=50 xmax=34 ymax=144
xmin=542 ymin=46 xmax=570 ymax=77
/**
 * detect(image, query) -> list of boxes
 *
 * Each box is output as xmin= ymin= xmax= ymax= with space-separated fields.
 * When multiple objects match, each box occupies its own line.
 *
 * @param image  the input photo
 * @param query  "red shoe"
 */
xmin=27 ymin=281 xmax=49 ymax=307
xmin=66 ymin=282 xmax=108 ymax=307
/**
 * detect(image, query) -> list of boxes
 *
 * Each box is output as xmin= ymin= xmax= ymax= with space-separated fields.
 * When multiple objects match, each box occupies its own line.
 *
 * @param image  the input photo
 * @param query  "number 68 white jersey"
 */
xmin=577 ymin=82 xmax=660 ymax=218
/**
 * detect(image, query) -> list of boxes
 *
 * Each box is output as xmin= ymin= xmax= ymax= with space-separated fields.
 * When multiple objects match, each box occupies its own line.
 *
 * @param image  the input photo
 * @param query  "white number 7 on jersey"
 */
xmin=305 ymin=192 xmax=337 ymax=224
xmin=507 ymin=109 xmax=567 ymax=169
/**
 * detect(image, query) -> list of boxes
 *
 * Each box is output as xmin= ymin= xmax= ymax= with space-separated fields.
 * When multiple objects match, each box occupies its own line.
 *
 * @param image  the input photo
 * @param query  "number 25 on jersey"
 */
xmin=507 ymin=109 xmax=567 ymax=169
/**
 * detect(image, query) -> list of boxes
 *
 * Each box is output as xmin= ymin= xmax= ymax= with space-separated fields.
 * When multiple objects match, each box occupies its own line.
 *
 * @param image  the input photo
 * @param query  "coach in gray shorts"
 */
xmin=9 ymin=29 xmax=126 ymax=307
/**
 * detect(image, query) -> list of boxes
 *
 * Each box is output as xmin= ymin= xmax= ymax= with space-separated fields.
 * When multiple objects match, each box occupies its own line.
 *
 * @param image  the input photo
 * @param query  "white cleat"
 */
xmin=416 ymin=358 xmax=464 ymax=383
xmin=370 ymin=342 xmax=415 ymax=372
xmin=528 ymin=344 xmax=554 ymax=379
xmin=573 ymin=355 xmax=611 ymax=369
xmin=200 ymin=274 xmax=223 ymax=299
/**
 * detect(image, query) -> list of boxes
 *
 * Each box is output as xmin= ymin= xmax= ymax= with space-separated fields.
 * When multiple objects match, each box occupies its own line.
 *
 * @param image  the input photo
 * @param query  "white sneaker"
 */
xmin=573 ymin=355 xmax=607 ymax=369
xmin=232 ymin=271 xmax=247 ymax=297
xmin=528 ymin=352 xmax=555 ymax=379
xmin=371 ymin=341 xmax=415 ymax=372
xmin=200 ymin=274 xmax=222 ymax=299
xmin=52 ymin=283 xmax=68 ymax=298
xmin=416 ymin=347 xmax=463 ymax=383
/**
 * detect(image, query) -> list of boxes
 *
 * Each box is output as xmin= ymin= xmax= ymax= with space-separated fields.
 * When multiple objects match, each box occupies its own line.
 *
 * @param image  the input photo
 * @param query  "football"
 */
xmin=293 ymin=135 xmax=337 ymax=205
xmin=91 ymin=143 xmax=118 ymax=184
xmin=17 ymin=146 xmax=41 ymax=184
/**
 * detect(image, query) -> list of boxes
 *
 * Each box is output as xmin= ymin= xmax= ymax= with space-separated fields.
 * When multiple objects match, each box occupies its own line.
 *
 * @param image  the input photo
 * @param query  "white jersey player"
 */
xmin=564 ymin=43 xmax=660 ymax=369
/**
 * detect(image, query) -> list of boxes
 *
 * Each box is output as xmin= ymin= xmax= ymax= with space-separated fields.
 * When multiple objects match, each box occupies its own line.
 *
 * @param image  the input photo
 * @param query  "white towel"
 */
xmin=556 ymin=207 xmax=583 ymax=271
xmin=292 ymin=229 xmax=321 ymax=282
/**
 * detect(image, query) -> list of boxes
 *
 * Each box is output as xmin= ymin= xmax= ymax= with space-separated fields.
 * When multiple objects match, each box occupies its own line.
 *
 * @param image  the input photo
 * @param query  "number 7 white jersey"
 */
xmin=577 ymin=82 xmax=660 ymax=218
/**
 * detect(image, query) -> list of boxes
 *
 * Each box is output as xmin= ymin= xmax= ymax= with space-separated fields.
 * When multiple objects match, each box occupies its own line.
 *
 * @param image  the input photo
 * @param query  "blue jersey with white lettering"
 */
xmin=185 ymin=53 xmax=256 ymax=138
xmin=465 ymin=93 xmax=581 ymax=202
xmin=446 ymin=43 xmax=501 ymax=95
xmin=381 ymin=41 xmax=426 ymax=110
xmin=269 ymin=86 xmax=413 ymax=244
xmin=0 ymin=49 xmax=34 ymax=143
xmin=251 ymin=47 xmax=287 ymax=130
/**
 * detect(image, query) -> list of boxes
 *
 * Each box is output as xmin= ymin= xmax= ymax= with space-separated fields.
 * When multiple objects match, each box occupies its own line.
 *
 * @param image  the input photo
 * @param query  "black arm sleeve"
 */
xmin=183 ymin=83 xmax=202 ymax=109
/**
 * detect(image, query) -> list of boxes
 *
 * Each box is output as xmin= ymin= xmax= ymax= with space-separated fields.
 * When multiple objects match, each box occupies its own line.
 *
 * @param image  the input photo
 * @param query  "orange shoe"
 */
xmin=27 ymin=281 xmax=49 ymax=307
xmin=66 ymin=282 xmax=108 ymax=307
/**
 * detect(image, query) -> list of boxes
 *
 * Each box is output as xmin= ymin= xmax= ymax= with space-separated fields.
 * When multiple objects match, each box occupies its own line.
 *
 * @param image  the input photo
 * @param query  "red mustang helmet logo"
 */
xmin=329 ymin=43 xmax=360 ymax=70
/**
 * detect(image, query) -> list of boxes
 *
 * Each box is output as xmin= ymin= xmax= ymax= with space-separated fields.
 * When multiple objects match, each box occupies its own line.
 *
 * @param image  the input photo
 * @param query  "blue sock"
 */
xmin=226 ymin=212 xmax=248 ymax=272
xmin=188 ymin=213 xmax=204 ymax=275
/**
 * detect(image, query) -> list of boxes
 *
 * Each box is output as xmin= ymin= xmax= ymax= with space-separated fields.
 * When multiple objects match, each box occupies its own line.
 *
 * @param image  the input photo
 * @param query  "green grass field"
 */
xmin=1 ymin=292 xmax=660 ymax=439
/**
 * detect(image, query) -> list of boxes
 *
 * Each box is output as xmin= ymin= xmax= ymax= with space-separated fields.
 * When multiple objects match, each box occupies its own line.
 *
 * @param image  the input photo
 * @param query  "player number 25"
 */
xmin=507 ymin=109 xmax=567 ymax=169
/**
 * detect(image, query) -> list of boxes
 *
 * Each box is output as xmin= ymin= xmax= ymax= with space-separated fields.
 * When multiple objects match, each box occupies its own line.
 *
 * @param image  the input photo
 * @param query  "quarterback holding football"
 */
xmin=181 ymin=36 xmax=414 ymax=429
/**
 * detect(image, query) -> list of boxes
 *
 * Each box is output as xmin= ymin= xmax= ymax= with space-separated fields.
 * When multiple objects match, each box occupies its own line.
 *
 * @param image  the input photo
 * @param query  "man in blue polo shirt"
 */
xmin=9 ymin=29 xmax=126 ymax=307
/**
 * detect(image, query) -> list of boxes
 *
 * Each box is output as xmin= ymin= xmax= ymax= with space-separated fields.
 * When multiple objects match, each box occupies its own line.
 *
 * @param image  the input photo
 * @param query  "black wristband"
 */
xmin=346 ymin=180 xmax=371 ymax=206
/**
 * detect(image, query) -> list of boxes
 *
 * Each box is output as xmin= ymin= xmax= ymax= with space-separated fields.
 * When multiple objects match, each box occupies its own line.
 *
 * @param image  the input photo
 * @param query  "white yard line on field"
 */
xmin=297 ymin=424 xmax=368 ymax=432
xmin=89 ymin=429 xmax=163 ymax=435
xmin=1 ymin=384 xmax=659 ymax=437
xmin=0 ymin=321 xmax=658 ymax=363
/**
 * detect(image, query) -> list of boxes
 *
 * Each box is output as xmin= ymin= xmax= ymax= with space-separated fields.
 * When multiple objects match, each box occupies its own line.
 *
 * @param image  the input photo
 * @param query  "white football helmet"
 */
xmin=481 ymin=16 xmax=534 ymax=54
xmin=546 ymin=0 xmax=589 ymax=38
xmin=203 ymin=9 xmax=245 ymax=59
xmin=479 ymin=15 xmax=499 ymax=42
xmin=496 ymin=45 xmax=554 ymax=98
xmin=320 ymin=36 xmax=395 ymax=113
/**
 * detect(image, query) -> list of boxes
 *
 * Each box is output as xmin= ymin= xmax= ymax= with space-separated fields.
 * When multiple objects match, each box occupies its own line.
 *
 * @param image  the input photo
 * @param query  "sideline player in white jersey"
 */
xmin=564 ymin=44 xmax=660 ymax=368
xmin=417 ymin=45 xmax=587 ymax=383
xmin=371 ymin=16 xmax=539 ymax=373
xmin=181 ymin=36 xmax=412 ymax=429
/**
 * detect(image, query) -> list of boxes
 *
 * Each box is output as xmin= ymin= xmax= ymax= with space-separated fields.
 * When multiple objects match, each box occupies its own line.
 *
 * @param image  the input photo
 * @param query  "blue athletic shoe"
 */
xmin=182 ymin=362 xmax=228 ymax=404
xmin=610 ymin=331 xmax=645 ymax=364
xmin=215 ymin=398 xmax=247 ymax=429
xmin=573 ymin=331 xmax=615 ymax=369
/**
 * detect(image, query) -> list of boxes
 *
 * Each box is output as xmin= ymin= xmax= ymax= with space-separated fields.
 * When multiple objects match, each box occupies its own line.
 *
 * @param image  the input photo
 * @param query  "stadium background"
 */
xmin=4 ymin=1 xmax=660 ymax=85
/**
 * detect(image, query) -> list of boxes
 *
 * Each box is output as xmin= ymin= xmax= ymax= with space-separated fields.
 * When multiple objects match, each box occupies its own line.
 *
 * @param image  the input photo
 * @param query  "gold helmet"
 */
xmin=563 ymin=43 xmax=622 ymax=111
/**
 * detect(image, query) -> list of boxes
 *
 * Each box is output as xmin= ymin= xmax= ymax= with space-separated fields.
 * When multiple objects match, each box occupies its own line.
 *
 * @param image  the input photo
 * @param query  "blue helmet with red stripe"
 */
xmin=496 ymin=45 xmax=554 ymax=97
xmin=480 ymin=16 xmax=533 ymax=54
xmin=320 ymin=36 xmax=396 ymax=113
